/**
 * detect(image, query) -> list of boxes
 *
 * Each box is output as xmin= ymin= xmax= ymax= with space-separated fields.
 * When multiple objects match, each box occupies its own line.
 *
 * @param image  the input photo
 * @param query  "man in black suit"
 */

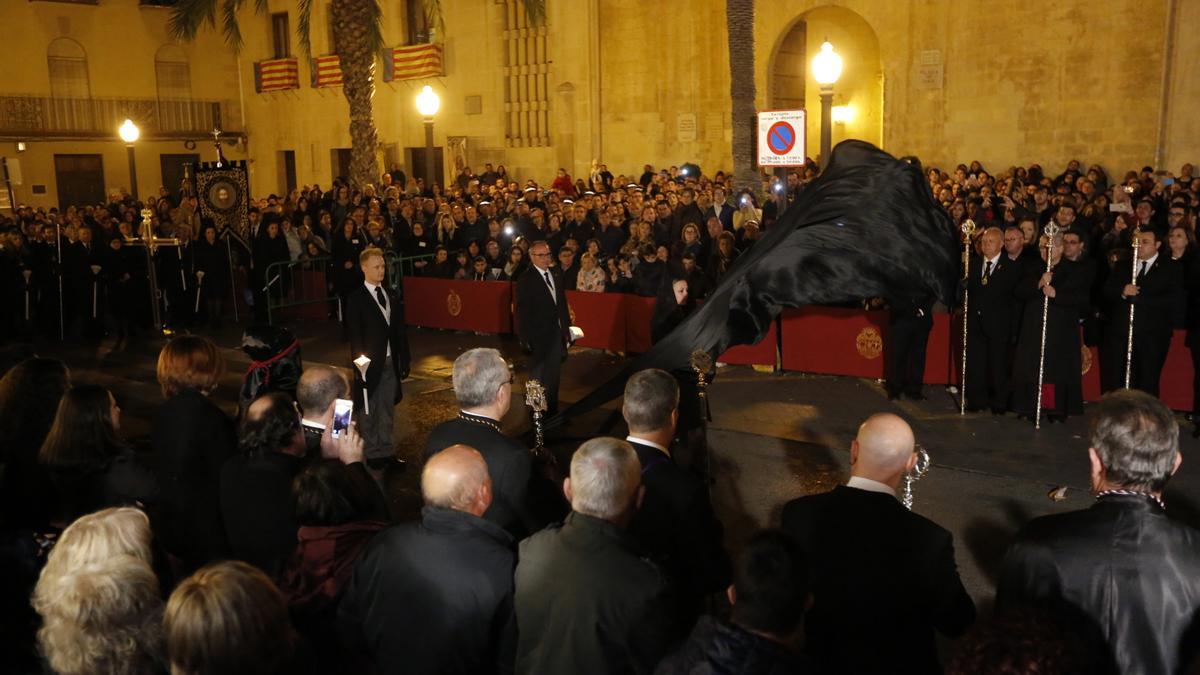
xmin=966 ymin=226 xmax=1021 ymax=413
xmin=346 ymin=247 xmax=410 ymax=465
xmin=516 ymin=240 xmax=571 ymax=416
xmin=885 ymin=297 xmax=934 ymax=401
xmin=1101 ymin=228 xmax=1182 ymax=396
xmin=424 ymin=348 xmax=556 ymax=538
xmin=340 ymin=445 xmax=516 ymax=675
xmin=996 ymin=390 xmax=1200 ymax=675
xmin=781 ymin=413 xmax=975 ymax=674
xmin=623 ymin=368 xmax=730 ymax=630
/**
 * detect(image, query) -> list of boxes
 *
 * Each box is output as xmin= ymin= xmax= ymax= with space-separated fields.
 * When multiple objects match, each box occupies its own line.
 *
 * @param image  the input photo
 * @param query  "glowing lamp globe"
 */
xmin=118 ymin=119 xmax=140 ymax=143
xmin=416 ymin=86 xmax=441 ymax=117
xmin=812 ymin=41 xmax=843 ymax=86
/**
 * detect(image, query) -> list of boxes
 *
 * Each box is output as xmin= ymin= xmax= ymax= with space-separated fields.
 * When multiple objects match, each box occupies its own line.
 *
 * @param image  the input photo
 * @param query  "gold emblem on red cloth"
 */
xmin=568 ymin=304 xmax=576 ymax=324
xmin=856 ymin=327 xmax=883 ymax=359
xmin=1081 ymin=345 xmax=1092 ymax=375
xmin=446 ymin=290 xmax=462 ymax=317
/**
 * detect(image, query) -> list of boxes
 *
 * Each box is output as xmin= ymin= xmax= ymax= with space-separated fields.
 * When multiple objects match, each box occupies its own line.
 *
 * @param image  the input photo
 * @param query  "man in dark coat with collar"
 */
xmin=996 ymin=390 xmax=1200 ymax=675
xmin=339 ymin=446 xmax=516 ymax=675
xmin=515 ymin=437 xmax=673 ymax=675
xmin=965 ymin=225 xmax=1021 ymax=413
xmin=516 ymin=240 xmax=572 ymax=416
xmin=623 ymin=369 xmax=731 ymax=631
xmin=346 ymin=247 xmax=410 ymax=465
xmin=1101 ymin=228 xmax=1183 ymax=395
xmin=781 ymin=413 xmax=975 ymax=674
xmin=425 ymin=348 xmax=559 ymax=538
xmin=219 ymin=392 xmax=310 ymax=578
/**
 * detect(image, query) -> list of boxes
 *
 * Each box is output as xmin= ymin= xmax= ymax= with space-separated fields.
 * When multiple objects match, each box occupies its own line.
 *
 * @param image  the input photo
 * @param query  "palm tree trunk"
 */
xmin=726 ymin=0 xmax=757 ymax=197
xmin=332 ymin=0 xmax=380 ymax=189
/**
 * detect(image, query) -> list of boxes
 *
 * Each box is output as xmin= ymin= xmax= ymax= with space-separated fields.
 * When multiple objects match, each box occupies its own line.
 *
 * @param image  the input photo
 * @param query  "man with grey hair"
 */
xmin=339 ymin=445 xmax=516 ymax=675
xmin=424 ymin=347 xmax=543 ymax=537
xmin=623 ymin=369 xmax=730 ymax=629
xmin=782 ymin=412 xmax=974 ymax=674
xmin=514 ymin=437 xmax=671 ymax=674
xmin=997 ymin=390 xmax=1200 ymax=674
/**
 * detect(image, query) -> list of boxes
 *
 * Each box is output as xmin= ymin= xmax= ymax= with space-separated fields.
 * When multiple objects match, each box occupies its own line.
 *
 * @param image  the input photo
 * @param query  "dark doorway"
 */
xmin=330 ymin=148 xmax=352 ymax=184
xmin=160 ymin=153 xmax=200 ymax=204
xmin=407 ymin=146 xmax=444 ymax=190
xmin=279 ymin=150 xmax=297 ymax=195
xmin=54 ymin=154 xmax=104 ymax=211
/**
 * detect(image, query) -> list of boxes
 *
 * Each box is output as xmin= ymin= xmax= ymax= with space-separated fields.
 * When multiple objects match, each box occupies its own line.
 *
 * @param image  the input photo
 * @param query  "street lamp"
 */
xmin=811 ymin=40 xmax=843 ymax=169
xmin=415 ymin=85 xmax=440 ymax=193
xmin=118 ymin=118 xmax=140 ymax=200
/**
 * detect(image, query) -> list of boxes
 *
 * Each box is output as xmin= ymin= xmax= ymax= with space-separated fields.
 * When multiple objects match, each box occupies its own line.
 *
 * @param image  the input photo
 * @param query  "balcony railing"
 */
xmin=0 ymin=95 xmax=241 ymax=139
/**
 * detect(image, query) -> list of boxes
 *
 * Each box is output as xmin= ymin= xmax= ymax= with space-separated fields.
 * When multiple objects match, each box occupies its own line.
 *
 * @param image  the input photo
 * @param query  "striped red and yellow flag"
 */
xmin=254 ymin=58 xmax=300 ymax=93
xmin=383 ymin=43 xmax=444 ymax=82
xmin=312 ymin=54 xmax=343 ymax=88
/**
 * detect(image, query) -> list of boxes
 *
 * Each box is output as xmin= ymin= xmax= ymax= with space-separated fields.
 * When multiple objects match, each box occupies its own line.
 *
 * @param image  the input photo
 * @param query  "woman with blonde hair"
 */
xmin=165 ymin=560 xmax=299 ymax=675
xmin=32 ymin=507 xmax=163 ymax=675
xmin=151 ymin=336 xmax=236 ymax=572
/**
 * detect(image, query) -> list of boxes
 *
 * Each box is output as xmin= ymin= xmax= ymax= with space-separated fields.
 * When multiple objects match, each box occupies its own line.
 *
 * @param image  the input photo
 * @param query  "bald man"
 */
xmin=781 ymin=414 xmax=975 ymax=675
xmin=339 ymin=445 xmax=516 ymax=675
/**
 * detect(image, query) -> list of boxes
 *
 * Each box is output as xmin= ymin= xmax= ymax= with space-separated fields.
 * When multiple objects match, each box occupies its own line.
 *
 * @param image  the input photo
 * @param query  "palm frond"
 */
xmin=296 ymin=0 xmax=315 ymax=58
xmin=521 ymin=0 xmax=546 ymax=25
xmin=221 ymin=0 xmax=246 ymax=51
xmin=364 ymin=0 xmax=385 ymax=55
xmin=421 ymin=0 xmax=445 ymax=42
xmin=168 ymin=0 xmax=219 ymax=42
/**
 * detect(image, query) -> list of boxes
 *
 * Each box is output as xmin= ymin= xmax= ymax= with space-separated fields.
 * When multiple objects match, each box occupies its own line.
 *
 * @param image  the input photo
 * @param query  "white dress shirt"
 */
xmin=847 ymin=475 xmax=896 ymax=498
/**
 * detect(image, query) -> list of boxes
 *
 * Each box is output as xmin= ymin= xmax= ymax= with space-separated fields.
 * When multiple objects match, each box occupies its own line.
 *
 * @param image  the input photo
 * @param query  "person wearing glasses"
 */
xmin=516 ymin=240 xmax=572 ymax=417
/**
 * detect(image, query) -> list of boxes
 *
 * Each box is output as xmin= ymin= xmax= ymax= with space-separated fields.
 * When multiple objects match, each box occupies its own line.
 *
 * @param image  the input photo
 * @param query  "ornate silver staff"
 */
xmin=90 ymin=264 xmax=102 ymax=319
xmin=902 ymin=445 xmax=931 ymax=510
xmin=1125 ymin=229 xmax=1141 ymax=389
xmin=54 ymin=221 xmax=64 ymax=340
xmin=1035 ymin=222 xmax=1061 ymax=430
xmin=22 ymin=269 xmax=32 ymax=322
xmin=525 ymin=378 xmax=547 ymax=450
xmin=959 ymin=219 xmax=976 ymax=415
xmin=690 ymin=349 xmax=714 ymax=423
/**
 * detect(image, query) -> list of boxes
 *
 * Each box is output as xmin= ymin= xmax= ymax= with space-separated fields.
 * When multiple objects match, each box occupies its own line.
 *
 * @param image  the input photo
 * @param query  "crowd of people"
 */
xmin=895 ymin=160 xmax=1200 ymax=432
xmin=1 ymin=334 xmax=1198 ymax=674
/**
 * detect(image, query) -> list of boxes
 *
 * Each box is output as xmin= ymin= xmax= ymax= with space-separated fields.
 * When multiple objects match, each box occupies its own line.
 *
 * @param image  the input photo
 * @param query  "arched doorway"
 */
xmin=768 ymin=6 xmax=882 ymax=161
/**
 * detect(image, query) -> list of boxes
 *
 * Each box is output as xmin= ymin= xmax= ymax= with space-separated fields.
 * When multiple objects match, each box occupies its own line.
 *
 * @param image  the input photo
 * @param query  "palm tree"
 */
xmin=726 ymin=0 xmax=757 ymax=197
xmin=169 ymin=0 xmax=544 ymax=190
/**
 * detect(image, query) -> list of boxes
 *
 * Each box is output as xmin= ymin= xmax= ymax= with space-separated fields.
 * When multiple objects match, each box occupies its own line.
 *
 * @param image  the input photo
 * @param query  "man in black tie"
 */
xmin=782 ymin=413 xmax=975 ymax=674
xmin=516 ymin=240 xmax=571 ymax=416
xmin=965 ymin=226 xmax=1020 ymax=413
xmin=346 ymin=247 xmax=410 ymax=466
xmin=1101 ymin=228 xmax=1182 ymax=395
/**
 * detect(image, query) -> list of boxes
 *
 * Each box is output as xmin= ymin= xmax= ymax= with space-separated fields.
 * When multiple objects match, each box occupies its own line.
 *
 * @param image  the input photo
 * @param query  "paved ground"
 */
xmin=21 ymin=317 xmax=1200 ymax=615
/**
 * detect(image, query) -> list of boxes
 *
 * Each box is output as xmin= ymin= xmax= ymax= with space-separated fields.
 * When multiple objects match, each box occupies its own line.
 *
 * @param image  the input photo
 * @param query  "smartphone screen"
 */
xmin=332 ymin=398 xmax=353 ymax=438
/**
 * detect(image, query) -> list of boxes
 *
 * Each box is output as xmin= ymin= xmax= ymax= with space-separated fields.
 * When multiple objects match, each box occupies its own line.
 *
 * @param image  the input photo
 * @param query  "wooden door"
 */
xmin=54 ymin=154 xmax=104 ymax=210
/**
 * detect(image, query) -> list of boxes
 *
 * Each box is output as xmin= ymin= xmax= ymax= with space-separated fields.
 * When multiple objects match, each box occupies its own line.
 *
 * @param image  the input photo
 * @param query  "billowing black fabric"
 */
xmin=996 ymin=494 xmax=1200 ymax=675
xmin=548 ymin=141 xmax=958 ymax=428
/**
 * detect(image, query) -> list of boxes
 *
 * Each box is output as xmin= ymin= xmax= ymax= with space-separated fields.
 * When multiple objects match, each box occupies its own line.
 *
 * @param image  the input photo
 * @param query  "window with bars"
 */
xmin=405 ymin=0 xmax=430 ymax=45
xmin=155 ymin=45 xmax=191 ymax=100
xmin=47 ymin=38 xmax=91 ymax=99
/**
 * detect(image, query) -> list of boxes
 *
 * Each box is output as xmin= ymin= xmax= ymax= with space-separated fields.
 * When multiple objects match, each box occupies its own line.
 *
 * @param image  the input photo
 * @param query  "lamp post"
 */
xmin=415 ymin=85 xmax=441 ymax=193
xmin=118 ymin=118 xmax=140 ymax=200
xmin=811 ymin=40 xmax=843 ymax=170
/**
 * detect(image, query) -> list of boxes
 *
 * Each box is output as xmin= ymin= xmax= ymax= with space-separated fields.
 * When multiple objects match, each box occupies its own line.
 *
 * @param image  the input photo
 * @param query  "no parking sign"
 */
xmin=757 ymin=110 xmax=806 ymax=167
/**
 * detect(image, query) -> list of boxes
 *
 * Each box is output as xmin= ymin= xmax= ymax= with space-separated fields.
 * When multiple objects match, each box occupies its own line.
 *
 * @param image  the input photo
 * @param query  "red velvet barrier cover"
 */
xmin=402 ymin=278 xmax=512 ymax=333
